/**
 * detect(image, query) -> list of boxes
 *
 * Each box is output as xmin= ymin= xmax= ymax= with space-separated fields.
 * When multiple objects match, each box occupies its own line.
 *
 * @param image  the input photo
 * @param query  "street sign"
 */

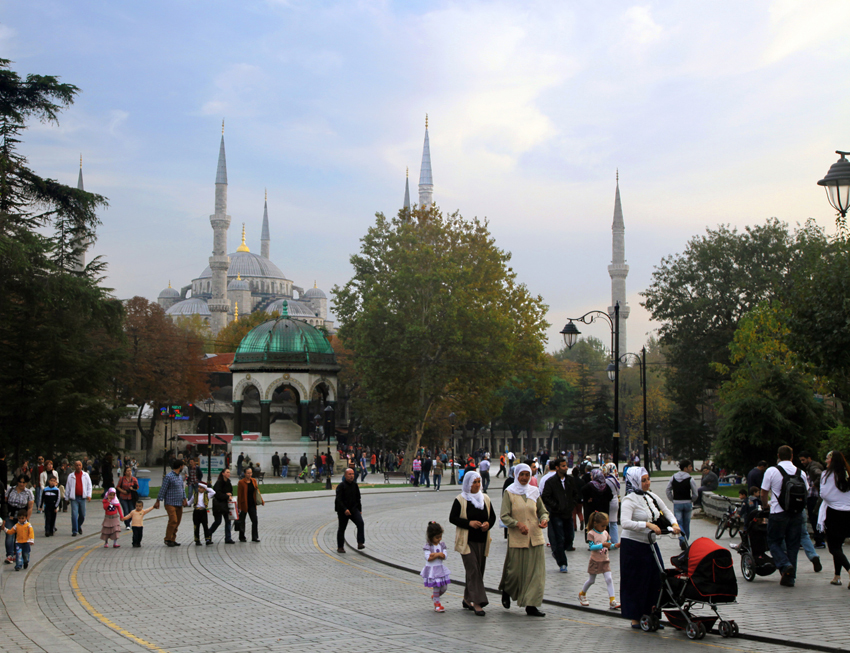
xmin=199 ymin=455 xmax=226 ymax=476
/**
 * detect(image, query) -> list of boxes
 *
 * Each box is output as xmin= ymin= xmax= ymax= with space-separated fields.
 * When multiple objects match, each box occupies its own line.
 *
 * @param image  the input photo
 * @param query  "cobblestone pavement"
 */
xmin=0 ymin=484 xmax=840 ymax=653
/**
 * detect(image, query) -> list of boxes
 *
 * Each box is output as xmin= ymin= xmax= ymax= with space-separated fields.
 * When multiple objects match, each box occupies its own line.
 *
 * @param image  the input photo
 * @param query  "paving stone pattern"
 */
xmin=0 ymin=484 xmax=840 ymax=652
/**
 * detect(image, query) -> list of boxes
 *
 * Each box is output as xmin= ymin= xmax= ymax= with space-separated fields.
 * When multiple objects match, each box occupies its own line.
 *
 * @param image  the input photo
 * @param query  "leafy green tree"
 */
xmin=213 ymin=309 xmax=279 ymax=353
xmin=0 ymin=59 xmax=124 ymax=462
xmin=333 ymin=205 xmax=549 ymax=470
xmin=553 ymin=336 xmax=608 ymax=370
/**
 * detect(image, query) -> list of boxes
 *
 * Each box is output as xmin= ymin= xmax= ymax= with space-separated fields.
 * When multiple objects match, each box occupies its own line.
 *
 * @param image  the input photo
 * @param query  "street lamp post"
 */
xmin=561 ymin=301 xmax=621 ymax=466
xmin=449 ymin=412 xmax=457 ymax=485
xmin=324 ymin=404 xmax=335 ymax=489
xmin=203 ymin=397 xmax=215 ymax=485
xmin=618 ymin=347 xmax=649 ymax=475
xmin=817 ymin=151 xmax=850 ymax=226
xmin=314 ymin=413 xmax=322 ymax=481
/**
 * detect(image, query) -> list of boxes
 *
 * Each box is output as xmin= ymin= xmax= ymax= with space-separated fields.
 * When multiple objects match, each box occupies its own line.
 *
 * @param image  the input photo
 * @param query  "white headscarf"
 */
xmin=461 ymin=471 xmax=485 ymax=510
xmin=626 ymin=466 xmax=648 ymax=496
xmin=505 ymin=463 xmax=539 ymax=501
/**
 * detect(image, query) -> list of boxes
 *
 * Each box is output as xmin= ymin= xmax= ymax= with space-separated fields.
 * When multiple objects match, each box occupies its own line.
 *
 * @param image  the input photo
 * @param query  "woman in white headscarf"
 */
xmin=449 ymin=471 xmax=496 ymax=616
xmin=620 ymin=466 xmax=679 ymax=629
xmin=498 ymin=463 xmax=550 ymax=617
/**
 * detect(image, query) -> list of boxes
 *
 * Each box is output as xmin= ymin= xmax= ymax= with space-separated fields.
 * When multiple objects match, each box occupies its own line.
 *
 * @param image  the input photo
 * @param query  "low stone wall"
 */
xmin=701 ymin=491 xmax=740 ymax=520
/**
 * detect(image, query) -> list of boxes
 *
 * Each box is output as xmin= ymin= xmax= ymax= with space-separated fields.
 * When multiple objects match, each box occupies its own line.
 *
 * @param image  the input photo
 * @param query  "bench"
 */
xmin=383 ymin=470 xmax=410 ymax=484
xmin=256 ymin=471 xmax=265 ymax=484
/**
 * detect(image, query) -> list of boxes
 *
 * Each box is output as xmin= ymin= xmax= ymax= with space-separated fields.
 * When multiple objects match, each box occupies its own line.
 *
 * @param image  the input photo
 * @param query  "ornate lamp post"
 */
xmin=560 ymin=302 xmax=621 ymax=466
xmin=817 ymin=151 xmax=850 ymax=225
xmin=618 ymin=347 xmax=649 ymax=475
xmin=203 ymin=397 xmax=215 ymax=484
xmin=449 ymin=412 xmax=457 ymax=485
xmin=314 ymin=412 xmax=322 ymax=480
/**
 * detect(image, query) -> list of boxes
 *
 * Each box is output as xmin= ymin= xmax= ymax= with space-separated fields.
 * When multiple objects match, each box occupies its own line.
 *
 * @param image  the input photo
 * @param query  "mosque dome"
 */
xmin=228 ymin=275 xmax=250 ymax=291
xmin=158 ymin=282 xmax=180 ymax=299
xmin=266 ymin=298 xmax=317 ymax=318
xmin=165 ymin=296 xmax=211 ymax=317
xmin=302 ymin=282 xmax=326 ymax=299
xmin=196 ymin=250 xmax=286 ymax=281
xmin=232 ymin=302 xmax=336 ymax=368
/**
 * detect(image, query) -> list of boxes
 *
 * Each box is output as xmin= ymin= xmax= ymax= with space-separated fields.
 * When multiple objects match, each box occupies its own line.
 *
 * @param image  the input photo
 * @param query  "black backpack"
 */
xmin=775 ymin=466 xmax=807 ymax=515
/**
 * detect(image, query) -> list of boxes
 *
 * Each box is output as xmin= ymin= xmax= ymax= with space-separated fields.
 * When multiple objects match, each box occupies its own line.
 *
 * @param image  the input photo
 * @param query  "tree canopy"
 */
xmin=333 ymin=205 xmax=549 ymax=468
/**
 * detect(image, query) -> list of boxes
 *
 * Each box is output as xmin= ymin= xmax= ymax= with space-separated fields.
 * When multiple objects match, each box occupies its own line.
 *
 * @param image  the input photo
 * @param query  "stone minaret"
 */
xmin=608 ymin=171 xmax=630 ymax=355
xmin=403 ymin=166 xmax=411 ymax=211
xmin=418 ymin=114 xmax=433 ymax=208
xmin=208 ymin=121 xmax=231 ymax=334
xmin=261 ymin=189 xmax=270 ymax=259
xmin=72 ymin=155 xmax=88 ymax=272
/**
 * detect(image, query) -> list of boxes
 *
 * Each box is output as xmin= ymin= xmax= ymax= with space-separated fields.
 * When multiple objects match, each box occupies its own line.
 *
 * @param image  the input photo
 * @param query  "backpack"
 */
xmin=775 ymin=466 xmax=807 ymax=515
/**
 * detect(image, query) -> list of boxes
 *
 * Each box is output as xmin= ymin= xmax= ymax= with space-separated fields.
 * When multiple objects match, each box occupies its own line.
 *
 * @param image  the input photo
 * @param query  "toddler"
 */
xmin=420 ymin=521 xmax=450 ymax=612
xmin=40 ymin=475 xmax=60 ymax=537
xmin=127 ymin=500 xmax=155 ymax=547
xmin=100 ymin=488 xmax=125 ymax=548
xmin=5 ymin=510 xmax=34 ymax=570
xmin=578 ymin=511 xmax=620 ymax=610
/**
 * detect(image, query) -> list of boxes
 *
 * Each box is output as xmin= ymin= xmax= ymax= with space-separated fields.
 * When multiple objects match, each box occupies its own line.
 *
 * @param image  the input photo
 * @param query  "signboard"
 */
xmin=199 ymin=455 xmax=226 ymax=476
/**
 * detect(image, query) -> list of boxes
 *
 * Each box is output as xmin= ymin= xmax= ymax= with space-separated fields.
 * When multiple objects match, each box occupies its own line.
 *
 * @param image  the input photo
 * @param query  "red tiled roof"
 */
xmin=202 ymin=353 xmax=235 ymax=373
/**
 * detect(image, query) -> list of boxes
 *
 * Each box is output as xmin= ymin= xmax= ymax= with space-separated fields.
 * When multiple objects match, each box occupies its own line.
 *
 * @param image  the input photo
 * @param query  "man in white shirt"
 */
xmin=760 ymin=445 xmax=809 ymax=587
xmin=507 ymin=451 xmax=516 ymax=470
xmin=478 ymin=454 xmax=491 ymax=493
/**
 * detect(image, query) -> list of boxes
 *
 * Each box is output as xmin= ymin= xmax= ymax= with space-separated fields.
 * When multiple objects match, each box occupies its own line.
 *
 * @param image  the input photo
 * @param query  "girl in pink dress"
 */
xmin=420 ymin=522 xmax=450 ymax=612
xmin=100 ymin=488 xmax=125 ymax=548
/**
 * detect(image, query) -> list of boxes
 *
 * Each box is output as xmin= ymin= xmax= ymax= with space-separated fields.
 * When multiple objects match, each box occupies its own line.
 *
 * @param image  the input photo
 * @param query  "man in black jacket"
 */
xmin=271 ymin=452 xmax=280 ymax=477
xmin=335 ymin=468 xmax=365 ymax=553
xmin=541 ymin=458 xmax=581 ymax=573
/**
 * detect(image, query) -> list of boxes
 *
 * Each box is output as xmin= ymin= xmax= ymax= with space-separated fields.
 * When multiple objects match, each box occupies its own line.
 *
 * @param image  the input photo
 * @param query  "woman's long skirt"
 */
xmin=461 ymin=541 xmax=489 ymax=607
xmin=620 ymin=538 xmax=662 ymax=620
xmin=499 ymin=544 xmax=545 ymax=608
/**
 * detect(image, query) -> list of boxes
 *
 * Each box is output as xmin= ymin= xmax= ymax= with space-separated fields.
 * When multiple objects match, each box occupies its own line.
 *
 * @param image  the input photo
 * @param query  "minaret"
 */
xmin=418 ymin=114 xmax=433 ymax=208
xmin=403 ymin=167 xmax=411 ymax=211
xmin=261 ymin=189 xmax=270 ymax=259
xmin=208 ymin=120 xmax=231 ymax=334
xmin=608 ymin=171 xmax=630 ymax=355
xmin=72 ymin=155 xmax=87 ymax=272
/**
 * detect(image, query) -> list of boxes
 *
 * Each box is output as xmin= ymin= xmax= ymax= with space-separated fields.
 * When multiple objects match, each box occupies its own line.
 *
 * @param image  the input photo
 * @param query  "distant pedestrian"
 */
xmin=479 ymin=454 xmax=491 ymax=493
xmin=433 ymin=457 xmax=444 ymax=491
xmin=101 ymin=454 xmax=114 ymax=492
xmin=192 ymin=480 xmax=216 ymax=546
xmin=335 ymin=468 xmax=365 ymax=553
xmin=39 ymin=475 xmax=60 ymax=537
xmin=127 ymin=500 xmax=155 ymax=547
xmin=271 ymin=452 xmax=281 ymax=477
xmin=100 ymin=488 xmax=124 ymax=548
xmin=236 ymin=452 xmax=244 ymax=478
xmin=421 ymin=521 xmax=451 ymax=613
xmin=116 ymin=466 xmax=139 ymax=530
xmin=281 ymin=453 xmax=290 ymax=479
xmin=422 ymin=455 xmax=432 ymax=488
xmin=236 ymin=467 xmax=263 ymax=543
xmin=5 ymin=510 xmax=33 ymax=570
xmin=497 ymin=454 xmax=506 ymax=478
xmin=412 ymin=456 xmax=421 ymax=487
xmin=666 ymin=460 xmax=698 ymax=550
xmin=154 ymin=459 xmax=188 ymax=547
xmin=209 ymin=468 xmax=235 ymax=544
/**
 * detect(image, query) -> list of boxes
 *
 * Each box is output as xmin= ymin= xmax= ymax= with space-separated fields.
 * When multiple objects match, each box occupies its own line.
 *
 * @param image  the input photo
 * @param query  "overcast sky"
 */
xmin=4 ymin=1 xmax=849 ymax=351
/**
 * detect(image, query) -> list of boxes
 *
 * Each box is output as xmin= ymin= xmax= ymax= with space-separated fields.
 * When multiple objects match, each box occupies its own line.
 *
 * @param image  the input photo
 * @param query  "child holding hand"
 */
xmin=578 ymin=511 xmax=620 ymax=610
xmin=100 ymin=488 xmax=125 ymax=548
xmin=127 ymin=500 xmax=156 ymax=547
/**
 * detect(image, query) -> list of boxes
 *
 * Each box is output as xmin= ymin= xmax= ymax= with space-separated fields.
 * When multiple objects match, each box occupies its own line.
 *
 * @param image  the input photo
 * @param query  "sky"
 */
xmin=4 ymin=0 xmax=850 ymax=352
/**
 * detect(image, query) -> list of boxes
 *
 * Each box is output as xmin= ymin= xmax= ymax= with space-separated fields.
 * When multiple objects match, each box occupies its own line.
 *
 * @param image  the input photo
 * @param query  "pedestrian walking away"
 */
xmin=666 ymin=459 xmax=698 ymax=550
xmin=335 ymin=468 xmax=365 ymax=552
xmin=449 ymin=471 xmax=494 ymax=616
xmin=155 ymin=459 xmax=188 ymax=546
xmin=421 ymin=522 xmax=451 ymax=613
xmin=499 ymin=463 xmax=549 ymax=617
xmin=236 ymin=467 xmax=264 ymax=542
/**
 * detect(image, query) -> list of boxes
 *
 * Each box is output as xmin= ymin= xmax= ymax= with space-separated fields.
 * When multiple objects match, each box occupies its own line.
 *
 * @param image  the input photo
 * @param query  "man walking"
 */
xmin=761 ymin=445 xmax=809 ymax=587
xmin=497 ymin=453 xmax=506 ymax=478
xmin=421 ymin=455 xmax=432 ymax=489
xmin=799 ymin=451 xmax=825 ymax=549
xmin=271 ymin=452 xmax=280 ymax=477
xmin=236 ymin=452 xmax=244 ymax=478
xmin=155 ymin=459 xmax=188 ymax=546
xmin=541 ymin=458 xmax=581 ymax=573
xmin=65 ymin=460 xmax=92 ymax=536
xmin=281 ymin=453 xmax=290 ymax=479
xmin=479 ymin=454 xmax=491 ymax=493
xmin=335 ymin=468 xmax=365 ymax=553
xmin=666 ymin=460 xmax=699 ymax=550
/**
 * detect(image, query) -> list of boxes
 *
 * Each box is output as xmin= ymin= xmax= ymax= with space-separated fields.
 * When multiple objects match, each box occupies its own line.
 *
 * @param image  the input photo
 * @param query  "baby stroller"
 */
xmin=735 ymin=508 xmax=777 ymax=581
xmin=641 ymin=534 xmax=739 ymax=640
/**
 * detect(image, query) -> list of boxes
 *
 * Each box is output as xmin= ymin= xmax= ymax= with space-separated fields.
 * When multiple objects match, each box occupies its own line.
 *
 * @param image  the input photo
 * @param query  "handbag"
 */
xmin=646 ymin=494 xmax=673 ymax=531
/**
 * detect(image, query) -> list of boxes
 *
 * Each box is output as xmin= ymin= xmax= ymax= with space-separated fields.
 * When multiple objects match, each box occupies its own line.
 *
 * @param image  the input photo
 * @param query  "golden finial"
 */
xmin=168 ymin=280 xmax=172 ymax=288
xmin=237 ymin=274 xmax=241 ymax=281
xmin=425 ymin=113 xmax=428 ymax=129
xmin=406 ymin=166 xmax=409 ymax=179
xmin=236 ymin=223 xmax=250 ymax=252
xmin=222 ymin=118 xmax=225 ymax=135
xmin=265 ymin=188 xmax=267 ymax=202
xmin=234 ymin=302 xmax=238 ymax=321
xmin=616 ymin=168 xmax=619 ymax=183
xmin=79 ymin=154 xmax=83 ymax=169
xmin=314 ymin=280 xmax=317 ymax=288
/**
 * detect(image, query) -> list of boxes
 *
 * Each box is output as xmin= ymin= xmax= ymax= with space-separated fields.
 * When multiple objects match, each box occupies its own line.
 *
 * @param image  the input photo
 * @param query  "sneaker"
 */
xmin=205 ymin=539 xmax=213 ymax=545
xmin=434 ymin=603 xmax=445 ymax=613
xmin=578 ymin=593 xmax=589 ymax=607
xmin=113 ymin=544 xmax=120 ymax=548
xmin=559 ymin=565 xmax=568 ymax=573
xmin=815 ymin=542 xmax=826 ymax=549
xmin=126 ymin=526 xmax=132 ymax=531
xmin=813 ymin=557 xmax=822 ymax=573
xmin=609 ymin=599 xmax=621 ymax=610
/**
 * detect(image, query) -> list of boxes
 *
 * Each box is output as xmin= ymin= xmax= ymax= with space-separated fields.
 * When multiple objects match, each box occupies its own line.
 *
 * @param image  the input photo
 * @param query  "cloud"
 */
xmin=200 ymin=63 xmax=268 ymax=118
xmin=623 ymin=5 xmax=663 ymax=46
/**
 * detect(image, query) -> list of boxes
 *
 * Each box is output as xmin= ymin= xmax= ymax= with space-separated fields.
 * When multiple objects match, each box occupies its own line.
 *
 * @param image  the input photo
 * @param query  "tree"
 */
xmin=214 ymin=309 xmax=279 ymax=353
xmin=641 ymin=219 xmax=829 ymax=447
xmin=119 ymin=297 xmax=209 ymax=463
xmin=333 ymin=205 xmax=549 ymax=470
xmin=0 ymin=59 xmax=124 ymax=461
xmin=174 ymin=314 xmax=214 ymax=353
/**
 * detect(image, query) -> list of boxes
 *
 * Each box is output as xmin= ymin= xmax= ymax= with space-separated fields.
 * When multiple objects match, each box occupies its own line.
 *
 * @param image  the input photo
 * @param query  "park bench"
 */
xmin=256 ymin=470 xmax=265 ymax=484
xmin=383 ymin=470 xmax=410 ymax=484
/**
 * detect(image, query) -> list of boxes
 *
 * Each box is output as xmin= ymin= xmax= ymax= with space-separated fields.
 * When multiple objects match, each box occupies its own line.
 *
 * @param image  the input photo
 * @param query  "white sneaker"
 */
xmin=578 ymin=593 xmax=589 ymax=607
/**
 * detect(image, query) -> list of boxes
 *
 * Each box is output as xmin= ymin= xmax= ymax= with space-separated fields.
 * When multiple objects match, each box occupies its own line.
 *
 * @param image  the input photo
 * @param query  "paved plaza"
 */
xmin=0 ymin=479 xmax=846 ymax=653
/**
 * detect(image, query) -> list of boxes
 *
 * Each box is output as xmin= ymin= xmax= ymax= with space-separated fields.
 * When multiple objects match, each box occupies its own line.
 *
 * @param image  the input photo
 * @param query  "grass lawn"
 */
xmin=713 ymin=484 xmax=748 ymax=498
xmin=140 ymin=482 xmax=411 ymax=499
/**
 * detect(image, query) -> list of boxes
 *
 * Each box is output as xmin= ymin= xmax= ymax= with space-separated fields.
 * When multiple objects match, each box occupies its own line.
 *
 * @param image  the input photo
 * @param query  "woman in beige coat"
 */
xmin=499 ymin=463 xmax=549 ymax=617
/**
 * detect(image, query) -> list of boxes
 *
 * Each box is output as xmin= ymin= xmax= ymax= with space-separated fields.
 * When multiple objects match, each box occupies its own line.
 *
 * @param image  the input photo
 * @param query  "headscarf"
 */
xmin=590 ymin=468 xmax=607 ymax=492
xmin=505 ymin=463 xmax=539 ymax=501
xmin=603 ymin=463 xmax=620 ymax=491
xmin=102 ymin=487 xmax=119 ymax=510
xmin=626 ymin=466 xmax=648 ymax=496
xmin=461 ymin=471 xmax=485 ymax=510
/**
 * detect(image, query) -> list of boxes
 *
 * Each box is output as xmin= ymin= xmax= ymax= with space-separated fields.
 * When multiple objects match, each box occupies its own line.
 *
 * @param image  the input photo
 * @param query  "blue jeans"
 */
xmin=15 ymin=543 xmax=30 ymax=569
xmin=674 ymin=502 xmax=693 ymax=546
xmin=422 ymin=471 xmax=430 ymax=488
xmin=793 ymin=521 xmax=818 ymax=562
xmin=481 ymin=471 xmax=490 ymax=493
xmin=34 ymin=487 xmax=42 ymax=511
xmin=120 ymin=499 xmax=134 ymax=527
xmin=548 ymin=515 xmax=572 ymax=568
xmin=70 ymin=497 xmax=87 ymax=534
xmin=767 ymin=511 xmax=804 ymax=578
xmin=433 ymin=473 xmax=441 ymax=490
xmin=4 ymin=516 xmax=17 ymax=557
xmin=281 ymin=465 xmax=288 ymax=478
xmin=360 ymin=468 xmax=367 ymax=482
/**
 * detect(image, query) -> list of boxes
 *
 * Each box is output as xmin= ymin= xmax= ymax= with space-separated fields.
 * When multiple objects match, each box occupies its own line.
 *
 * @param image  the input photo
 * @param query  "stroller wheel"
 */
xmin=686 ymin=623 xmax=699 ymax=640
xmin=718 ymin=621 xmax=732 ymax=638
xmin=730 ymin=620 xmax=739 ymax=637
xmin=741 ymin=553 xmax=756 ymax=582
xmin=639 ymin=615 xmax=654 ymax=632
xmin=650 ymin=615 xmax=661 ymax=631
xmin=697 ymin=622 xmax=707 ymax=639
